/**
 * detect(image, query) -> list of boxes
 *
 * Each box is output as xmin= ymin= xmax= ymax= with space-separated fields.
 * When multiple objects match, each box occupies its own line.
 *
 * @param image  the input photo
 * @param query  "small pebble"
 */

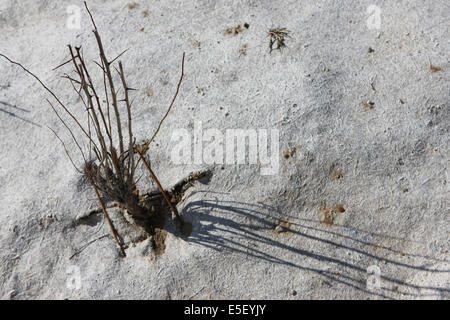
xmin=274 ymin=225 xmax=284 ymax=233
xmin=292 ymin=290 xmax=297 ymax=296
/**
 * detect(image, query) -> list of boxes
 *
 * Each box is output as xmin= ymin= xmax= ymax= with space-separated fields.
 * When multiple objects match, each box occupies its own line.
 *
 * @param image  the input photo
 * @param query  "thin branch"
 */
xmin=92 ymin=29 xmax=125 ymax=155
xmin=46 ymin=126 xmax=82 ymax=174
xmin=0 ymin=53 xmax=97 ymax=150
xmin=144 ymin=52 xmax=185 ymax=151
xmin=84 ymin=1 xmax=125 ymax=155
xmin=84 ymin=1 xmax=97 ymax=30
xmin=69 ymin=234 xmax=109 ymax=260
xmin=92 ymin=60 xmax=105 ymax=71
xmin=65 ymin=72 xmax=103 ymax=158
xmin=109 ymin=49 xmax=129 ymax=66
xmin=52 ymin=55 xmax=80 ymax=71
xmin=100 ymin=58 xmax=113 ymax=148
xmin=46 ymin=99 xmax=87 ymax=164
xmin=68 ymin=46 xmax=108 ymax=166
xmin=74 ymin=46 xmax=113 ymax=146
xmin=117 ymin=61 xmax=135 ymax=184
xmin=136 ymin=148 xmax=184 ymax=225
xmin=85 ymin=164 xmax=126 ymax=257
xmin=62 ymin=74 xmax=82 ymax=86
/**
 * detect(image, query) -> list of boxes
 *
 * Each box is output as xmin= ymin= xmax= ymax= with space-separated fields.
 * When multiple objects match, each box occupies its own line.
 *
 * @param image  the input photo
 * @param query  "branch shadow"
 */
xmin=181 ymin=193 xmax=449 ymax=299
xmin=0 ymin=101 xmax=41 ymax=127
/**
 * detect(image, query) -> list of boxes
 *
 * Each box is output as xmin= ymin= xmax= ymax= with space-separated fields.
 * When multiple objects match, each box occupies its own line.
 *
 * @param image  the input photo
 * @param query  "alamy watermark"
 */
xmin=66 ymin=5 xmax=81 ymax=30
xmin=170 ymin=121 xmax=279 ymax=175
xmin=366 ymin=265 xmax=381 ymax=292
xmin=66 ymin=265 xmax=81 ymax=290
xmin=366 ymin=5 xmax=381 ymax=30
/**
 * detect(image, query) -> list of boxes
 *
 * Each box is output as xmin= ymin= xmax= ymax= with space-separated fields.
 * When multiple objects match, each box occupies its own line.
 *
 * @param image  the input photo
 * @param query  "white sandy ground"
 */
xmin=0 ymin=0 xmax=449 ymax=299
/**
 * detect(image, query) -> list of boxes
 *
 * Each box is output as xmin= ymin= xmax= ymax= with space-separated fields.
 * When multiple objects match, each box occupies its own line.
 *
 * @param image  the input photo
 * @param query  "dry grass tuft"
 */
xmin=268 ymin=27 xmax=291 ymax=53
xmin=430 ymin=64 xmax=442 ymax=73
xmin=224 ymin=25 xmax=244 ymax=35
xmin=238 ymin=44 xmax=248 ymax=56
xmin=428 ymin=58 xmax=442 ymax=73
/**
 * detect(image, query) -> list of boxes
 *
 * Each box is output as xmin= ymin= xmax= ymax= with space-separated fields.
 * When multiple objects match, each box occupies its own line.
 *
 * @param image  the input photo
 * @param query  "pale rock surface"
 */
xmin=0 ymin=0 xmax=448 ymax=299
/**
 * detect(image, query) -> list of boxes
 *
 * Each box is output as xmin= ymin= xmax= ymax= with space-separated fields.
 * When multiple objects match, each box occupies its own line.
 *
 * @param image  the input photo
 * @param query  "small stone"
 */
xmin=274 ymin=225 xmax=284 ymax=233
xmin=292 ymin=290 xmax=297 ymax=296
xmin=368 ymin=47 xmax=374 ymax=53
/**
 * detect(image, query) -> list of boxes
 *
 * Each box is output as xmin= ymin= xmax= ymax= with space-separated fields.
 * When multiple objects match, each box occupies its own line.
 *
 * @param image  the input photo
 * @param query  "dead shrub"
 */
xmin=0 ymin=2 xmax=187 ymax=256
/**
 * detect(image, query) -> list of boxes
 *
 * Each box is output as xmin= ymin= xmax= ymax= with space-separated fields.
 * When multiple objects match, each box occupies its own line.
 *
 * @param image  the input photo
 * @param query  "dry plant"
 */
xmin=0 ymin=2 xmax=187 ymax=256
xmin=224 ymin=25 xmax=244 ymax=35
xmin=238 ymin=44 xmax=248 ymax=56
xmin=428 ymin=58 xmax=442 ymax=73
xmin=268 ymin=27 xmax=291 ymax=53
xmin=363 ymin=100 xmax=375 ymax=110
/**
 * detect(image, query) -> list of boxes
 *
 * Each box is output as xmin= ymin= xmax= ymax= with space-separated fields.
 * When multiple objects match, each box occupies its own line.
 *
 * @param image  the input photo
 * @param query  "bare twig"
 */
xmin=136 ymin=148 xmax=184 ymax=225
xmin=0 ymin=53 xmax=94 ymax=145
xmin=143 ymin=52 xmax=185 ymax=151
xmin=52 ymin=55 xmax=79 ymax=71
xmin=92 ymin=29 xmax=125 ymax=155
xmin=84 ymin=1 xmax=97 ymax=30
xmin=109 ymin=49 xmax=129 ymax=66
xmin=85 ymin=164 xmax=126 ymax=257
xmin=46 ymin=99 xmax=87 ymax=164
xmin=74 ymin=46 xmax=112 ymax=145
xmin=69 ymin=234 xmax=109 ymax=260
xmin=101 ymin=59 xmax=113 ymax=145
xmin=47 ymin=126 xmax=82 ymax=174
xmin=117 ymin=61 xmax=135 ymax=184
